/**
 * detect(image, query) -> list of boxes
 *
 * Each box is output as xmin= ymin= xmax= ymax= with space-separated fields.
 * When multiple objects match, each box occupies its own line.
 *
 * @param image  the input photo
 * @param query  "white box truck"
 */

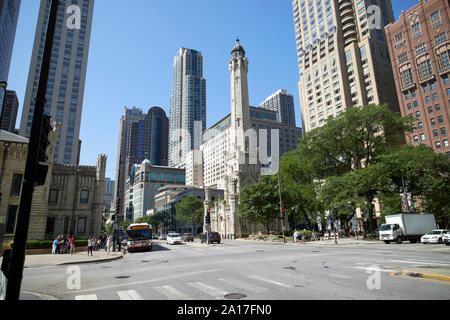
xmin=379 ymin=214 xmax=436 ymax=244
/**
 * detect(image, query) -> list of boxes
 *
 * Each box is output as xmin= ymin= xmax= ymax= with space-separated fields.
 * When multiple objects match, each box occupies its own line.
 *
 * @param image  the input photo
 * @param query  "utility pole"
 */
xmin=277 ymin=169 xmax=285 ymax=244
xmin=5 ymin=0 xmax=59 ymax=301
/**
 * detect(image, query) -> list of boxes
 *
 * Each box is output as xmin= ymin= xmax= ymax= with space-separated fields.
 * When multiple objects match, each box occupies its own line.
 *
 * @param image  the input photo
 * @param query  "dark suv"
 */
xmin=182 ymin=233 xmax=194 ymax=242
xmin=201 ymin=232 xmax=221 ymax=244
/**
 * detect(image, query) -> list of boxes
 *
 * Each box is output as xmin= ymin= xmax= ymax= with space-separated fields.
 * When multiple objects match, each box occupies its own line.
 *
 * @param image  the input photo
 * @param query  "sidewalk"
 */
xmin=1 ymin=249 xmax=124 ymax=268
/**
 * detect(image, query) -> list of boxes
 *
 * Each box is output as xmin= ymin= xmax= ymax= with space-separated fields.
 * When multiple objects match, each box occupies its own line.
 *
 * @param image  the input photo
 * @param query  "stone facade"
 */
xmin=203 ymin=40 xmax=286 ymax=239
xmin=47 ymin=155 xmax=106 ymax=240
xmin=0 ymin=126 xmax=56 ymax=242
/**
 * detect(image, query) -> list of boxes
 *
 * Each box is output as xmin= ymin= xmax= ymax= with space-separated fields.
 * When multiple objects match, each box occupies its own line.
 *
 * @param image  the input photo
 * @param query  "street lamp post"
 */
xmin=277 ymin=169 xmax=285 ymax=244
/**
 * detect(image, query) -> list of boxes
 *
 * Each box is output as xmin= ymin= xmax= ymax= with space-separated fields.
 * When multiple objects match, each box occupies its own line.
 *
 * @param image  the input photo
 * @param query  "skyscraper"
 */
xmin=168 ymin=48 xmax=206 ymax=168
xmin=114 ymin=106 xmax=169 ymax=218
xmin=114 ymin=107 xmax=143 ymax=217
xmin=292 ymin=0 xmax=399 ymax=132
xmin=0 ymin=0 xmax=21 ymax=108
xmin=19 ymin=0 xmax=95 ymax=164
xmin=0 ymin=90 xmax=19 ymax=132
xmin=385 ymin=0 xmax=450 ymax=156
xmin=259 ymin=89 xmax=296 ymax=126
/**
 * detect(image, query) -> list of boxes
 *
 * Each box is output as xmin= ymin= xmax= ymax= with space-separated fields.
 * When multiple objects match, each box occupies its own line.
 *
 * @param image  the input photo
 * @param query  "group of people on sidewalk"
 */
xmin=87 ymin=234 xmax=114 ymax=256
xmin=52 ymin=235 xmax=75 ymax=255
xmin=52 ymin=234 xmax=115 ymax=256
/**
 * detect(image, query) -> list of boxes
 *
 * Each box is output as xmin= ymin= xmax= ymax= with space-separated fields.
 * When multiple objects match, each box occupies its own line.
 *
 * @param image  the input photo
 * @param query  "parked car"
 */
xmin=182 ymin=233 xmax=194 ymax=242
xmin=443 ymin=233 xmax=450 ymax=246
xmin=158 ymin=234 xmax=167 ymax=240
xmin=167 ymin=233 xmax=182 ymax=245
xmin=200 ymin=232 xmax=221 ymax=244
xmin=421 ymin=229 xmax=449 ymax=244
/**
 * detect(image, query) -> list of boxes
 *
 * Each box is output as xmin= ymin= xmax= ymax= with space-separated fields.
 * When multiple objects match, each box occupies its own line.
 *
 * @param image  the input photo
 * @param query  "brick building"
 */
xmin=385 ymin=0 xmax=450 ymax=155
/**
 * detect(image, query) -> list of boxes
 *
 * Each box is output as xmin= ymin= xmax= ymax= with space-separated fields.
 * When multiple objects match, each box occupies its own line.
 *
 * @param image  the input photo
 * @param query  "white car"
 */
xmin=443 ymin=233 xmax=450 ymax=246
xmin=166 ymin=233 xmax=182 ymax=245
xmin=421 ymin=229 xmax=449 ymax=244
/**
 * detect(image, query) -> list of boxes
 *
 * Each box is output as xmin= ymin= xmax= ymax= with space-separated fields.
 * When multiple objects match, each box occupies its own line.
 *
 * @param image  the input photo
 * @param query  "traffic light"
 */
xmin=38 ymin=115 xmax=52 ymax=162
xmin=35 ymin=115 xmax=52 ymax=186
xmin=205 ymin=209 xmax=211 ymax=224
xmin=281 ymin=208 xmax=286 ymax=218
xmin=332 ymin=207 xmax=338 ymax=220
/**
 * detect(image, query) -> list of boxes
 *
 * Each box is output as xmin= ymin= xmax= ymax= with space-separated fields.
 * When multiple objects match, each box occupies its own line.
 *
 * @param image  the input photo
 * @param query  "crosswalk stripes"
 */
xmin=247 ymin=275 xmax=293 ymax=288
xmin=72 ymin=274 xmax=305 ymax=300
xmin=187 ymin=282 xmax=230 ymax=299
xmin=154 ymin=285 xmax=193 ymax=300
xmin=217 ymin=278 xmax=267 ymax=293
xmin=75 ymin=294 xmax=98 ymax=300
xmin=117 ymin=290 xmax=143 ymax=300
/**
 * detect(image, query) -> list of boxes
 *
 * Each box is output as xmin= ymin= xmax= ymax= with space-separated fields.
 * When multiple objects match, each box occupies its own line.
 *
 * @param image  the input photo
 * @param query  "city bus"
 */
xmin=126 ymin=223 xmax=153 ymax=252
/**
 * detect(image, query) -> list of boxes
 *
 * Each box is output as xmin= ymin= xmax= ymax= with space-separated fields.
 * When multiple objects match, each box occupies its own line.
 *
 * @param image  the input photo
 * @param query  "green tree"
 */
xmin=238 ymin=175 xmax=280 ymax=234
xmin=119 ymin=220 xmax=132 ymax=230
xmin=175 ymin=196 xmax=204 ymax=234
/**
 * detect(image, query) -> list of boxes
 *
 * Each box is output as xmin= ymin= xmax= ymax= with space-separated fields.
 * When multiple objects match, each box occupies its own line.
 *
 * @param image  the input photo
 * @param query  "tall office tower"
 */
xmin=168 ymin=48 xmax=206 ymax=168
xmin=19 ymin=0 xmax=95 ymax=164
xmin=0 ymin=0 xmax=21 ymax=108
xmin=103 ymin=177 xmax=115 ymax=210
xmin=0 ymin=90 xmax=19 ymax=132
xmin=385 ymin=0 xmax=450 ymax=156
xmin=114 ymin=107 xmax=143 ymax=217
xmin=292 ymin=0 xmax=399 ymax=132
xmin=259 ymin=89 xmax=296 ymax=126
xmin=123 ymin=107 xmax=169 ymax=182
xmin=114 ymin=107 xmax=169 ymax=218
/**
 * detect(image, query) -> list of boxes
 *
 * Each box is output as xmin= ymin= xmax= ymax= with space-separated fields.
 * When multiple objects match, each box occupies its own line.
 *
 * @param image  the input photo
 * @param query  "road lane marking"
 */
xmin=351 ymin=267 xmax=397 ymax=273
xmin=406 ymin=259 xmax=450 ymax=264
xmin=247 ymin=275 xmax=292 ymax=288
xmin=117 ymin=290 xmax=143 ymax=300
xmin=218 ymin=278 xmax=267 ymax=293
xmin=75 ymin=294 xmax=97 ymax=300
xmin=329 ymin=274 xmax=352 ymax=279
xmin=388 ymin=260 xmax=450 ymax=267
xmin=64 ymin=269 xmax=222 ymax=294
xmin=188 ymin=282 xmax=229 ymax=299
xmin=154 ymin=285 xmax=192 ymax=300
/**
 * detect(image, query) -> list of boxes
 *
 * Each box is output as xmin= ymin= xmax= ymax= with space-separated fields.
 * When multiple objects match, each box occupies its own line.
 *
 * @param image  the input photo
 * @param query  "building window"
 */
xmin=45 ymin=217 xmax=56 ymax=235
xmin=49 ymin=189 xmax=59 ymax=204
xmin=77 ymin=217 xmax=86 ymax=234
xmin=444 ymin=140 xmax=449 ymax=147
xmin=420 ymin=133 xmax=425 ymax=141
xmin=436 ymin=141 xmax=441 ymax=149
xmin=80 ymin=190 xmax=89 ymax=204
xmin=433 ymin=129 xmax=439 ymax=137
xmin=5 ymin=205 xmax=18 ymax=234
xmin=10 ymin=174 xmax=23 ymax=196
xmin=441 ymin=128 xmax=446 ymax=136
xmin=413 ymin=135 xmax=418 ymax=143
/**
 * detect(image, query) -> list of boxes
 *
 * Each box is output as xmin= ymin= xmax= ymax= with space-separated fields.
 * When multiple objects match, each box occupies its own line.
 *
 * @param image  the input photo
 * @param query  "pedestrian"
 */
xmin=107 ymin=235 xmax=112 ymax=254
xmin=87 ymin=236 xmax=94 ymax=256
xmin=70 ymin=235 xmax=76 ymax=255
xmin=293 ymin=229 xmax=299 ymax=243
xmin=52 ymin=237 xmax=58 ymax=254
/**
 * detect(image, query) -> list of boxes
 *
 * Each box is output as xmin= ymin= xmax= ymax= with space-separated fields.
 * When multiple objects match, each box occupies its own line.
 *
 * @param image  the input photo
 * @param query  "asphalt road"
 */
xmin=20 ymin=239 xmax=450 ymax=300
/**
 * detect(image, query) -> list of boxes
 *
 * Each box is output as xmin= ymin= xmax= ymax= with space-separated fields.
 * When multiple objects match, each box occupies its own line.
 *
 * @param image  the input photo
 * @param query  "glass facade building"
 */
xmin=0 ymin=0 xmax=21 ymax=108
xmin=19 ymin=0 xmax=94 ymax=164
xmin=168 ymin=48 xmax=206 ymax=168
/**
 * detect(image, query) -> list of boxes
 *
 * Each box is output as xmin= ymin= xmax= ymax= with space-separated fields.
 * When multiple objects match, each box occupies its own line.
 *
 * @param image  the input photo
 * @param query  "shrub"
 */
xmin=298 ymin=230 xmax=312 ymax=237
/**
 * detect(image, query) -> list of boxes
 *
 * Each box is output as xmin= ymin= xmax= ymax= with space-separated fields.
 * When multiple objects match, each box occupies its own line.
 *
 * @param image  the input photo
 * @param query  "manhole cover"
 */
xmin=312 ymin=251 xmax=320 ymax=253
xmin=141 ymin=260 xmax=150 ymax=263
xmin=256 ymin=250 xmax=265 ymax=252
xmin=224 ymin=293 xmax=247 ymax=300
xmin=284 ymin=266 xmax=296 ymax=271
xmin=407 ymin=272 xmax=423 ymax=278
xmin=115 ymin=276 xmax=130 ymax=279
xmin=100 ymin=266 xmax=111 ymax=269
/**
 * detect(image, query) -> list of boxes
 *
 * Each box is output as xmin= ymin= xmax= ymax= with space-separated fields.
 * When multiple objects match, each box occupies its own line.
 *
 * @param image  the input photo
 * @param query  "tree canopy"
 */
xmin=175 ymin=196 xmax=204 ymax=233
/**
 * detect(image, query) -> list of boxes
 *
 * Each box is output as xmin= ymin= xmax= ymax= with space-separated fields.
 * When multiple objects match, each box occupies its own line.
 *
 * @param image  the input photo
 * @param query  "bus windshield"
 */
xmin=128 ymin=228 xmax=151 ymax=241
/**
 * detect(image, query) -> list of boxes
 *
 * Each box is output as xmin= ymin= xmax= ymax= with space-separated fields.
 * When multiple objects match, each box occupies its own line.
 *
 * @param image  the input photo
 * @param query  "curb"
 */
xmin=56 ymin=254 xmax=124 ymax=266
xmin=402 ymin=269 xmax=450 ymax=282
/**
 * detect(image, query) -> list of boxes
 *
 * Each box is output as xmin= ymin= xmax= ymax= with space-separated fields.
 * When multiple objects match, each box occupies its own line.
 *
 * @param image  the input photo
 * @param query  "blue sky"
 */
xmin=8 ymin=0 xmax=418 ymax=178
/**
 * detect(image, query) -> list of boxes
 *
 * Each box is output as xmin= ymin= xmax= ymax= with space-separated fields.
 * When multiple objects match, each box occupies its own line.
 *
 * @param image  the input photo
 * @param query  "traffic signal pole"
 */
xmin=5 ymin=0 xmax=59 ymax=301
